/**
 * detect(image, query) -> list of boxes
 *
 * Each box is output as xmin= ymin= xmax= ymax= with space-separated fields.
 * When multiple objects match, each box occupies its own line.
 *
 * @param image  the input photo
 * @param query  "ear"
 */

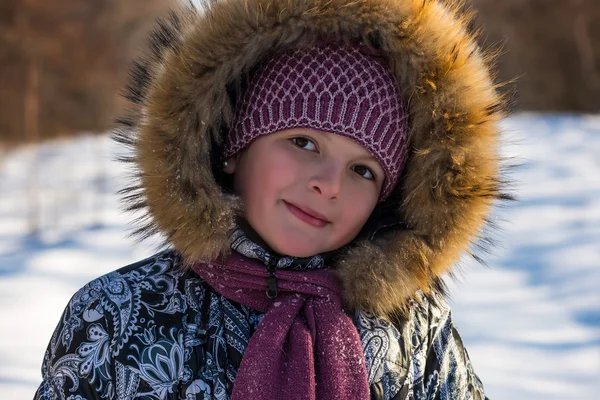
xmin=222 ymin=156 xmax=237 ymax=174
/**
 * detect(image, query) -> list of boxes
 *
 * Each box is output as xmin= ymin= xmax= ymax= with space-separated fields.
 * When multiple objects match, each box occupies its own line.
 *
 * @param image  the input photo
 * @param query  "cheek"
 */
xmin=236 ymin=149 xmax=299 ymax=207
xmin=338 ymin=186 xmax=378 ymax=235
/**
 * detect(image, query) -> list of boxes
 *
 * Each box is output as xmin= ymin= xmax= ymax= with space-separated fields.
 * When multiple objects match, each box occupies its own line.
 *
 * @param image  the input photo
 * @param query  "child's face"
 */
xmin=224 ymin=128 xmax=384 ymax=257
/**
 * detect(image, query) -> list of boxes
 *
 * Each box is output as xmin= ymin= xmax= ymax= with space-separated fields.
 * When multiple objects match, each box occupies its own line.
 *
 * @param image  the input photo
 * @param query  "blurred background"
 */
xmin=1 ymin=0 xmax=599 ymax=399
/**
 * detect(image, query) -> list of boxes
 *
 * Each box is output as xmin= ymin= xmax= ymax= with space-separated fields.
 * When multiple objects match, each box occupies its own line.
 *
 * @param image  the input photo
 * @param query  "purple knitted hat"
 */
xmin=223 ymin=42 xmax=409 ymax=199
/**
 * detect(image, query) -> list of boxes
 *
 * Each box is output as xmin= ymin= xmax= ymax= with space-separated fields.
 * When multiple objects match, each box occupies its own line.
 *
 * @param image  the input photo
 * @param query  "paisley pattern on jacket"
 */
xmin=35 ymin=250 xmax=486 ymax=400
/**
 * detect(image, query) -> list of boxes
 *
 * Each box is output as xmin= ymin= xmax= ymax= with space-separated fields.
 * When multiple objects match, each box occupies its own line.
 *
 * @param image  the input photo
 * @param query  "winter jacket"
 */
xmin=35 ymin=0 xmax=506 ymax=398
xmin=35 ymin=228 xmax=486 ymax=399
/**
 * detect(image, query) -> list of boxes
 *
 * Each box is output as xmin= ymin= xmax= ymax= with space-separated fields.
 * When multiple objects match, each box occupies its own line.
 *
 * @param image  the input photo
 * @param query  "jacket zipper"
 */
xmin=265 ymin=255 xmax=279 ymax=299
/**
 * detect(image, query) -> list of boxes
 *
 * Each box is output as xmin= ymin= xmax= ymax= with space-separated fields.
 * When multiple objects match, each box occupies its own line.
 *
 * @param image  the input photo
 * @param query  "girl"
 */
xmin=36 ymin=0 xmax=506 ymax=399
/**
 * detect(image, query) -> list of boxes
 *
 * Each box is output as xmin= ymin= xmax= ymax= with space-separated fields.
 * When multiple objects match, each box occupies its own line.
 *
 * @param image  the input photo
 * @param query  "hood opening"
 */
xmin=117 ymin=0 xmax=509 ymax=317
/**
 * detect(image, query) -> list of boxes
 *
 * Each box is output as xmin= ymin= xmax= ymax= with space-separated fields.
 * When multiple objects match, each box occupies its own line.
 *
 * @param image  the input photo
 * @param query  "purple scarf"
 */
xmin=193 ymin=251 xmax=370 ymax=400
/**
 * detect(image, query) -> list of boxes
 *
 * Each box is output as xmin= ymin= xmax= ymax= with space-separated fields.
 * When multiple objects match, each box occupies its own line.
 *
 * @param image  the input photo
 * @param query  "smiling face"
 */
xmin=224 ymin=128 xmax=384 ymax=257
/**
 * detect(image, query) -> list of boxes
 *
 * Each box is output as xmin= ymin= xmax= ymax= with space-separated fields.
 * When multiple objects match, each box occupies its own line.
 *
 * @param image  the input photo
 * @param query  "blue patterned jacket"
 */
xmin=35 ymin=250 xmax=486 ymax=400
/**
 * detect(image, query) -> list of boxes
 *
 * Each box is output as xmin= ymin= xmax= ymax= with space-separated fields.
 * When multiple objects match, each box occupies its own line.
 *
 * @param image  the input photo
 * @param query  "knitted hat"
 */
xmin=223 ymin=41 xmax=409 ymax=199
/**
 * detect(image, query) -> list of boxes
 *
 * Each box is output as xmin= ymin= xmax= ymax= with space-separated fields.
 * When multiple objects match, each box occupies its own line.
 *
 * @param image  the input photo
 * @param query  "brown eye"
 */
xmin=353 ymin=165 xmax=375 ymax=180
xmin=291 ymin=137 xmax=317 ymax=151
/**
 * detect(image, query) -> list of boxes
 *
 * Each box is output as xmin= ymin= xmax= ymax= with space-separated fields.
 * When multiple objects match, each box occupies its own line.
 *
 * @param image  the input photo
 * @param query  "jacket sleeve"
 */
xmin=368 ymin=295 xmax=488 ymax=400
xmin=412 ymin=296 xmax=488 ymax=400
xmin=34 ymin=279 xmax=114 ymax=400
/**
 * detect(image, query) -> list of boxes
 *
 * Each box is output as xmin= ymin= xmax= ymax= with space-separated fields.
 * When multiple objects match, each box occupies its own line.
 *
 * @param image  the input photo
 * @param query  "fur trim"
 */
xmin=114 ymin=0 xmax=509 ymax=317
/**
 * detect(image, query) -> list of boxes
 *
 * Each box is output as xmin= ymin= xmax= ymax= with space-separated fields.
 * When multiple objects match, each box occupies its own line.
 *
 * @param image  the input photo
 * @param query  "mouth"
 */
xmin=283 ymin=201 xmax=330 ymax=228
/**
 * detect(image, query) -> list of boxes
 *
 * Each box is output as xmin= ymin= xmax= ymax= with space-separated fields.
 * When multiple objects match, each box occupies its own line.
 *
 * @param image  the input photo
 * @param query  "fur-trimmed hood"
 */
xmin=115 ymin=0 xmax=508 ymax=317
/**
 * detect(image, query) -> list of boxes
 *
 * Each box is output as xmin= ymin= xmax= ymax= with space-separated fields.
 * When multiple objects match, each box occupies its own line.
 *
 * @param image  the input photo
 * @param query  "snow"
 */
xmin=447 ymin=114 xmax=600 ymax=400
xmin=1 ymin=114 xmax=599 ymax=399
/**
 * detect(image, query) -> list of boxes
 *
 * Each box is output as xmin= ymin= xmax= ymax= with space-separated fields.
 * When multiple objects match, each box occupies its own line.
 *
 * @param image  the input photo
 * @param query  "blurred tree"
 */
xmin=472 ymin=0 xmax=600 ymax=112
xmin=0 ymin=0 xmax=175 ymax=147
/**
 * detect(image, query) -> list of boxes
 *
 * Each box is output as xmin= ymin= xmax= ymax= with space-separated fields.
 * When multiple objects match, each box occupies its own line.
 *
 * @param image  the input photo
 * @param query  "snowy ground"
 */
xmin=1 ymin=114 xmax=599 ymax=399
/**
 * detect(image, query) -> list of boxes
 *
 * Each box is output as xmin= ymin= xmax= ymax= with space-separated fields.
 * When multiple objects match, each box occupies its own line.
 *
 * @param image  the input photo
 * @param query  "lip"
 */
xmin=283 ymin=201 xmax=330 ymax=228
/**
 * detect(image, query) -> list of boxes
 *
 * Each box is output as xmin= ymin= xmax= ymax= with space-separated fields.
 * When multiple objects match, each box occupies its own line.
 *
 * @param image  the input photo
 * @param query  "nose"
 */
xmin=308 ymin=162 xmax=343 ymax=199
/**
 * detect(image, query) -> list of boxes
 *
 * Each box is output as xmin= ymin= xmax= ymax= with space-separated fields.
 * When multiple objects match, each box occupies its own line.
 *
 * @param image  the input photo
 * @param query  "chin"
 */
xmin=270 ymin=236 xmax=325 ymax=258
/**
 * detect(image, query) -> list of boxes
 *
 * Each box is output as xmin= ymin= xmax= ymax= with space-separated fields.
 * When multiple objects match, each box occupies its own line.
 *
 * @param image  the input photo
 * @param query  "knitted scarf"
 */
xmin=193 ymin=227 xmax=370 ymax=400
